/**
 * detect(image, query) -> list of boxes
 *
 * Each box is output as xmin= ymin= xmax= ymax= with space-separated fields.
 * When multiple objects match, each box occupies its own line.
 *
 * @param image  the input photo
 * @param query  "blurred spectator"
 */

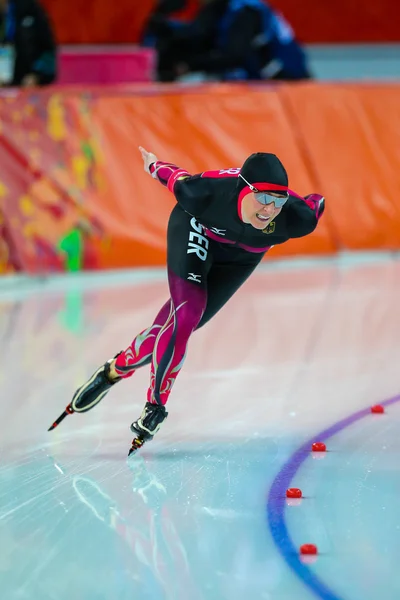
xmin=143 ymin=0 xmax=311 ymax=82
xmin=143 ymin=0 xmax=187 ymax=47
xmin=0 ymin=0 xmax=57 ymax=87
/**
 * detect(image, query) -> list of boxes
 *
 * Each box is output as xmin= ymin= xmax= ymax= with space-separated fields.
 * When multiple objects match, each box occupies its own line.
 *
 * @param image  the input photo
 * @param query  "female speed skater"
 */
xmin=48 ymin=147 xmax=325 ymax=456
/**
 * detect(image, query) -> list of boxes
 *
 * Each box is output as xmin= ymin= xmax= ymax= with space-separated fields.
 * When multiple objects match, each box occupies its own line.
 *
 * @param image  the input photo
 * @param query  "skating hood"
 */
xmin=238 ymin=153 xmax=288 ymax=198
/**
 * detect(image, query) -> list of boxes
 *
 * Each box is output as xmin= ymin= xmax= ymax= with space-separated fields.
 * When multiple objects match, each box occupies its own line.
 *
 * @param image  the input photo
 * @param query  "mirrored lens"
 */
xmin=254 ymin=192 xmax=288 ymax=208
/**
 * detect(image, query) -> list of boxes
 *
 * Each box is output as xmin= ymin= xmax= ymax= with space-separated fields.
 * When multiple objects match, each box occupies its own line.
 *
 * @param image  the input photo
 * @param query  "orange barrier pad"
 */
xmin=1 ymin=82 xmax=400 ymax=272
xmin=280 ymin=83 xmax=400 ymax=250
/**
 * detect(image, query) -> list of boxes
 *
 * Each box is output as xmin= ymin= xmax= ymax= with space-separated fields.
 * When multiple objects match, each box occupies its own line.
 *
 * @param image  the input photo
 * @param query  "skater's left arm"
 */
xmin=139 ymin=146 xmax=191 ymax=191
xmin=139 ymin=146 xmax=212 ymax=217
xmin=286 ymin=194 xmax=325 ymax=238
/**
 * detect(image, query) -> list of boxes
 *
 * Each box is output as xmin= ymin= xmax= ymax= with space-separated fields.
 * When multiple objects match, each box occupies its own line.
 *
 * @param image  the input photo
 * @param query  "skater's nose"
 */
xmin=259 ymin=203 xmax=276 ymax=216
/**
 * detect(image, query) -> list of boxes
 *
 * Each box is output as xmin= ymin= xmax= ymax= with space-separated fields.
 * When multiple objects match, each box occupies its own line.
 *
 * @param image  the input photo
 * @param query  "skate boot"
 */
xmin=128 ymin=402 xmax=168 ymax=456
xmin=48 ymin=354 xmax=121 ymax=431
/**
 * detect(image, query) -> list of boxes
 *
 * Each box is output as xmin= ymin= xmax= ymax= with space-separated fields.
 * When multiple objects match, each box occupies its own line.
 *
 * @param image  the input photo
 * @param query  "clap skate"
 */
xmin=48 ymin=354 xmax=121 ymax=431
xmin=128 ymin=402 xmax=168 ymax=456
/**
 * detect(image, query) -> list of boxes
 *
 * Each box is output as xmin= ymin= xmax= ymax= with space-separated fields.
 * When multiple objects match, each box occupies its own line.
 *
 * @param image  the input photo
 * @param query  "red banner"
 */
xmin=41 ymin=0 xmax=400 ymax=44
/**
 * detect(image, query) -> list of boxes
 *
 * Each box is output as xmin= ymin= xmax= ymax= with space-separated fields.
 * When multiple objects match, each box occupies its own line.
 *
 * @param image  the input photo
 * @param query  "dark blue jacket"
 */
xmin=216 ymin=0 xmax=310 ymax=80
xmin=1 ymin=0 xmax=56 ymax=85
xmin=143 ymin=0 xmax=310 ymax=81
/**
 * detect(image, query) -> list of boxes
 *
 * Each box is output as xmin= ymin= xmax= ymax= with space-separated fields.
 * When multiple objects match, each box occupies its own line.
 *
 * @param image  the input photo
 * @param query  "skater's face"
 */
xmin=241 ymin=191 xmax=285 ymax=230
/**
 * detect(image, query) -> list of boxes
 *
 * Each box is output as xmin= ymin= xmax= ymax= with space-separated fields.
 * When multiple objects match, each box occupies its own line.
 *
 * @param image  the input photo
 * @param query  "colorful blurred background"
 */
xmin=0 ymin=0 xmax=399 ymax=276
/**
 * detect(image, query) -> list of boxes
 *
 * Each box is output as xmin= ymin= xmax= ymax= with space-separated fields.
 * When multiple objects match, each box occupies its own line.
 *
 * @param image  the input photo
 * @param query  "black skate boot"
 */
xmin=128 ymin=402 xmax=168 ymax=456
xmin=48 ymin=355 xmax=121 ymax=431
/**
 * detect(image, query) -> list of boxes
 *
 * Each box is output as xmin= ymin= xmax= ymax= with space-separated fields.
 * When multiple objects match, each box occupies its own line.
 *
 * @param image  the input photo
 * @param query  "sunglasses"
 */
xmin=239 ymin=174 xmax=289 ymax=208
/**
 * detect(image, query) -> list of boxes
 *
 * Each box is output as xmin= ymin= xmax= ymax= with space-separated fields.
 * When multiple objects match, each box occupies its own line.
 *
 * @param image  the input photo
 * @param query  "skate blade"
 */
xmin=48 ymin=404 xmax=74 ymax=431
xmin=128 ymin=437 xmax=145 ymax=457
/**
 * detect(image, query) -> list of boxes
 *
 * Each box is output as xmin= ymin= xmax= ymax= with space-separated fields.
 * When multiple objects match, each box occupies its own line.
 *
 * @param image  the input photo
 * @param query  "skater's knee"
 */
xmin=176 ymin=302 xmax=204 ymax=337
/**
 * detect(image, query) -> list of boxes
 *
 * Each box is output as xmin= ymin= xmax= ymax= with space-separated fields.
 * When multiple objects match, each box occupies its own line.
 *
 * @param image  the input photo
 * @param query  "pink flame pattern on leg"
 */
xmin=115 ymin=272 xmax=207 ymax=406
xmin=148 ymin=272 xmax=207 ymax=406
xmin=114 ymin=300 xmax=172 ymax=378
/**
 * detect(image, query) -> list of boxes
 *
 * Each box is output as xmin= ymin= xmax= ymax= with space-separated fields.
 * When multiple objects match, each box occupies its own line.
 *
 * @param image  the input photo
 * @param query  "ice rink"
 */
xmin=1 ymin=254 xmax=400 ymax=600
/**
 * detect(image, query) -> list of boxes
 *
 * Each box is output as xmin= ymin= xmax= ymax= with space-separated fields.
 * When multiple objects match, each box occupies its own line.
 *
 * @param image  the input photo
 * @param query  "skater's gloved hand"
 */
xmin=304 ymin=194 xmax=325 ymax=219
xmin=139 ymin=146 xmax=158 ymax=174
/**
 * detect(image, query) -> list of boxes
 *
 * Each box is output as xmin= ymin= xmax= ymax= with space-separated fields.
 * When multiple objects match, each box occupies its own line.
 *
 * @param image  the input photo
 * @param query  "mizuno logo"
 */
xmin=210 ymin=227 xmax=226 ymax=236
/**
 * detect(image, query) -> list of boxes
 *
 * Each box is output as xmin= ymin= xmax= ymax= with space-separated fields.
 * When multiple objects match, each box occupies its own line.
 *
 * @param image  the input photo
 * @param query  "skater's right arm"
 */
xmin=139 ymin=146 xmax=212 ymax=216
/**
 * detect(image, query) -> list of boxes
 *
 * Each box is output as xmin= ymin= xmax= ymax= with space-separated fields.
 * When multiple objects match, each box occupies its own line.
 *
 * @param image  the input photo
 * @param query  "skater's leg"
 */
xmin=147 ymin=205 xmax=213 ymax=406
xmin=112 ymin=299 xmax=173 ymax=379
xmin=129 ymin=207 xmax=212 ymax=453
xmin=129 ymin=269 xmax=208 ymax=453
xmin=147 ymin=266 xmax=208 ymax=406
